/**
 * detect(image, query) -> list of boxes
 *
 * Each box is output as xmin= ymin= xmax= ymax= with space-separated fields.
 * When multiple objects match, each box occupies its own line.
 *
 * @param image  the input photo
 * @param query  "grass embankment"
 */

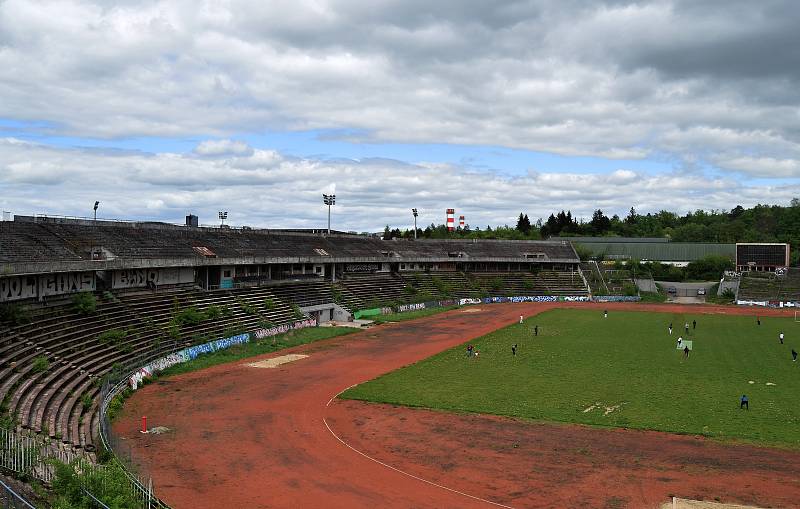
xmin=343 ymin=309 xmax=800 ymax=448
xmin=370 ymin=305 xmax=460 ymax=323
xmin=157 ymin=326 xmax=359 ymax=377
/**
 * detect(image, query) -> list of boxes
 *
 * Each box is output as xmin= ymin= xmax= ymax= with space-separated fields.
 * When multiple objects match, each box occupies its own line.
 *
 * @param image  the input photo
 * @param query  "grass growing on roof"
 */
xmin=342 ymin=309 xmax=800 ymax=448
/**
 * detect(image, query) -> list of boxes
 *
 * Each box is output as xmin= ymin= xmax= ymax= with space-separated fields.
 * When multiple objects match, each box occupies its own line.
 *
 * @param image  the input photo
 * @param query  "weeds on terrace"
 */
xmin=263 ymin=297 xmax=276 ymax=310
xmin=50 ymin=458 xmax=141 ymax=509
xmin=32 ymin=355 xmax=50 ymax=373
xmin=81 ymin=393 xmax=93 ymax=412
xmin=0 ymin=303 xmax=31 ymax=325
xmin=236 ymin=298 xmax=258 ymax=316
xmin=105 ymin=388 xmax=133 ymax=422
xmin=72 ymin=293 xmax=97 ymax=315
xmin=291 ymin=304 xmax=305 ymax=319
xmin=98 ymin=328 xmax=129 ymax=346
xmin=169 ymin=305 xmax=227 ymax=332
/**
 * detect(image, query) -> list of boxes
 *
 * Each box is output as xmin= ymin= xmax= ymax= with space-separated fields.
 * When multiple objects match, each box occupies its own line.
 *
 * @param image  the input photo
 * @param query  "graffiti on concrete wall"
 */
xmin=129 ymin=333 xmax=250 ymax=389
xmin=37 ymin=272 xmax=96 ymax=297
xmin=0 ymin=275 xmax=38 ymax=302
xmin=253 ymin=318 xmax=318 ymax=340
xmin=112 ymin=267 xmax=193 ymax=289
xmin=397 ymin=303 xmax=425 ymax=312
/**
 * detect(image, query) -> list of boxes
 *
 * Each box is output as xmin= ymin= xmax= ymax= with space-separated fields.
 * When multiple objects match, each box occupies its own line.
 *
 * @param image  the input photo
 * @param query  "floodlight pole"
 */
xmin=323 ymin=194 xmax=336 ymax=235
xmin=412 ymin=208 xmax=418 ymax=239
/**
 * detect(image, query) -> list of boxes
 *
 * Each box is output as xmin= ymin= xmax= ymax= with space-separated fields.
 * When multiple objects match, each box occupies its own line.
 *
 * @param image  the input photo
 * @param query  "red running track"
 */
xmin=114 ymin=303 xmax=800 ymax=508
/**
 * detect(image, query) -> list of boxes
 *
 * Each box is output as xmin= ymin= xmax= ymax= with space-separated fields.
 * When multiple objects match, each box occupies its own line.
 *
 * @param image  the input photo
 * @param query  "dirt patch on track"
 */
xmin=114 ymin=302 xmax=798 ymax=509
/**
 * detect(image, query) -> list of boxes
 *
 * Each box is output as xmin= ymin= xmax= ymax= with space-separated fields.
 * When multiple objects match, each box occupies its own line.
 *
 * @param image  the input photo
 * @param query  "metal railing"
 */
xmin=0 ymin=427 xmax=82 ymax=484
xmin=98 ymin=365 xmax=169 ymax=509
xmin=0 ymin=478 xmax=36 ymax=509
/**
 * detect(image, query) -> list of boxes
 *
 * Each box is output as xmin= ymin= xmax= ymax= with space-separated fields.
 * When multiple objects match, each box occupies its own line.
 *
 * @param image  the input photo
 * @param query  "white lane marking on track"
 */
xmin=323 ymin=385 xmax=516 ymax=509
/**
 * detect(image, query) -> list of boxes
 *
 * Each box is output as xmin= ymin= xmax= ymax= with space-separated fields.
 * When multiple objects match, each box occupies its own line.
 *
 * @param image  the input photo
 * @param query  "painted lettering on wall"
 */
xmin=112 ymin=268 xmax=193 ymax=289
xmin=129 ymin=333 xmax=251 ymax=389
xmin=0 ymin=275 xmax=38 ymax=302
xmin=254 ymin=318 xmax=318 ymax=339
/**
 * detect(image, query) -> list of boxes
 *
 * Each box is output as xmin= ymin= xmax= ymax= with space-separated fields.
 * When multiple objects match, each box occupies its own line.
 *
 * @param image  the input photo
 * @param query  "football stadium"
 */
xmin=1 ymin=216 xmax=798 ymax=508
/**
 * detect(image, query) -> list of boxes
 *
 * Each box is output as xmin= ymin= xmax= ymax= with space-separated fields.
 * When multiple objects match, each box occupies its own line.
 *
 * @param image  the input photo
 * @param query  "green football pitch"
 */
xmin=342 ymin=309 xmax=800 ymax=448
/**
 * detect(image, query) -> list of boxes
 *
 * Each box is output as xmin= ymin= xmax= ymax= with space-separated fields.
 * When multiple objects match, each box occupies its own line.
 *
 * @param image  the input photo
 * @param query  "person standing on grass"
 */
xmin=677 ymin=336 xmax=683 ymax=348
xmin=466 ymin=344 xmax=473 ymax=357
xmin=604 ymin=310 xmax=608 ymax=318
xmin=684 ymin=345 xmax=690 ymax=359
xmin=692 ymin=320 xmax=696 ymax=330
xmin=740 ymin=395 xmax=749 ymax=410
xmin=520 ymin=315 xmax=524 ymax=324
xmin=668 ymin=323 xmax=673 ymax=335
xmin=685 ymin=322 xmax=689 ymax=333
xmin=791 ymin=349 xmax=797 ymax=362
xmin=534 ymin=325 xmax=538 ymax=337
xmin=512 ymin=344 xmax=517 ymax=356
xmin=757 ymin=316 xmax=761 ymax=326
xmin=779 ymin=332 xmax=784 ymax=344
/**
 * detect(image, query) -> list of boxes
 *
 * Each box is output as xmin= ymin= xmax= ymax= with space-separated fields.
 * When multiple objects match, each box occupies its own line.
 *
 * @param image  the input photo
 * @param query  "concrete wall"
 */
xmin=1 ymin=271 xmax=95 ymax=302
xmin=111 ymin=267 xmax=194 ymax=289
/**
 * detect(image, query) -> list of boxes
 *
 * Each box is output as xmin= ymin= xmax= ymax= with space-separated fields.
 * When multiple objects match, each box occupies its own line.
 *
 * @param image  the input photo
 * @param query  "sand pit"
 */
xmin=246 ymin=354 xmax=308 ymax=368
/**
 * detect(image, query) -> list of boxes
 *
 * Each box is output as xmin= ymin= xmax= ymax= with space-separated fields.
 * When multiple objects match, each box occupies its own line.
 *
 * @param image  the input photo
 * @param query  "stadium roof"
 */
xmin=557 ymin=236 xmax=669 ymax=243
xmin=573 ymin=241 xmax=735 ymax=262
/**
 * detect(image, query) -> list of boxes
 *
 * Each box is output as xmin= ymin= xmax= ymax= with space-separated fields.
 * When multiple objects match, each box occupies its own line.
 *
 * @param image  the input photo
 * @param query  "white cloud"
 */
xmin=1 ymin=138 xmax=796 ymax=231
xmin=194 ymin=139 xmax=254 ymax=157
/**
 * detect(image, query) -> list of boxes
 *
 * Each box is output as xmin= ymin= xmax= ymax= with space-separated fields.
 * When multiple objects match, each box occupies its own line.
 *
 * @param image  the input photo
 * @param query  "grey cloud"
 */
xmin=0 ymin=0 xmax=799 ymax=179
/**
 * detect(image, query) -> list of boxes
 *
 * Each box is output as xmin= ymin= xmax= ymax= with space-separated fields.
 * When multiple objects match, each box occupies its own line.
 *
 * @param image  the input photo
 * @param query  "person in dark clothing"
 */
xmin=604 ymin=310 xmax=608 ymax=318
xmin=757 ymin=316 xmax=761 ymax=326
xmin=512 ymin=344 xmax=517 ymax=356
xmin=683 ymin=345 xmax=690 ymax=359
xmin=466 ymin=344 xmax=473 ymax=357
xmin=692 ymin=320 xmax=696 ymax=330
xmin=740 ymin=395 xmax=749 ymax=410
xmin=534 ymin=325 xmax=538 ymax=337
xmin=791 ymin=349 xmax=797 ymax=362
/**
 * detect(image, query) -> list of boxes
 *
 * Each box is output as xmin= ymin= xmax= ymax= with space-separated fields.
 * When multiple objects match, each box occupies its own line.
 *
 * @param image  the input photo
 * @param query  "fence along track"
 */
xmin=0 ymin=477 xmax=35 ymax=509
xmin=0 ymin=363 xmax=169 ymax=508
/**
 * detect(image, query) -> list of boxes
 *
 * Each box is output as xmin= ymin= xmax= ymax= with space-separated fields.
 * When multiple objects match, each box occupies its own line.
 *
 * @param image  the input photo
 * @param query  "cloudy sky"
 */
xmin=1 ymin=0 xmax=799 ymax=231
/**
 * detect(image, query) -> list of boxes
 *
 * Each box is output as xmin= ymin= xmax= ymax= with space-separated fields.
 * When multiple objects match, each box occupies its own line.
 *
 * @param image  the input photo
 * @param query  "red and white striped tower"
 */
xmin=446 ymin=209 xmax=455 ymax=231
xmin=459 ymin=215 xmax=465 ymax=228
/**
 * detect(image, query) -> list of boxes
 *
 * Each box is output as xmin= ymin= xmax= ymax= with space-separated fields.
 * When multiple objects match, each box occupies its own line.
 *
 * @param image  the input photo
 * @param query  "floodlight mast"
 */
xmin=323 ymin=194 xmax=336 ymax=234
xmin=93 ymin=201 xmax=99 ymax=221
xmin=218 ymin=211 xmax=228 ymax=227
xmin=412 ymin=208 xmax=418 ymax=239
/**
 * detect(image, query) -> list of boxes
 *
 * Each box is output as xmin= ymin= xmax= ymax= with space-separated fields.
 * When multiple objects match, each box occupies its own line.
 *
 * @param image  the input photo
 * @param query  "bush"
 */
xmin=263 ymin=298 xmax=276 ymax=310
xmin=72 ymin=293 xmax=97 ymax=315
xmin=291 ymin=304 xmax=305 ymax=319
xmin=204 ymin=305 xmax=222 ymax=320
xmin=32 ymin=355 xmax=50 ymax=373
xmin=0 ymin=303 xmax=31 ymax=325
xmin=98 ymin=328 xmax=128 ymax=346
xmin=51 ymin=458 xmax=143 ymax=509
xmin=172 ymin=306 xmax=204 ymax=326
xmin=490 ymin=277 xmax=505 ymax=292
xmin=81 ymin=393 xmax=93 ymax=412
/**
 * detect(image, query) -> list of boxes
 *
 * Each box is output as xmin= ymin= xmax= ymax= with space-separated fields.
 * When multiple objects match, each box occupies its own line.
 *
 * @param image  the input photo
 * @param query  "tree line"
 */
xmin=383 ymin=199 xmax=800 ymax=265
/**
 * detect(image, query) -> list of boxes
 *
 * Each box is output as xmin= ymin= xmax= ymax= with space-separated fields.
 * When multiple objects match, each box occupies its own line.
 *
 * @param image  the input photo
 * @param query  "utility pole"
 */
xmin=412 ymin=208 xmax=418 ymax=239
